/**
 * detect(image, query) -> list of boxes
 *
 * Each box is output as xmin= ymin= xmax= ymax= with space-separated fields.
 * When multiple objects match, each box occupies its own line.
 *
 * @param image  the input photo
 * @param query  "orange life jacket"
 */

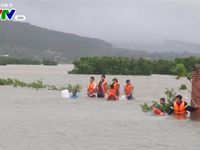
xmin=152 ymin=107 xmax=164 ymax=116
xmin=107 ymin=89 xmax=116 ymax=97
xmin=124 ymin=83 xmax=133 ymax=95
xmin=113 ymin=82 xmax=120 ymax=96
xmin=173 ymin=101 xmax=186 ymax=115
xmin=87 ymin=82 xmax=95 ymax=93
xmin=97 ymin=80 xmax=107 ymax=93
xmin=107 ymin=83 xmax=119 ymax=96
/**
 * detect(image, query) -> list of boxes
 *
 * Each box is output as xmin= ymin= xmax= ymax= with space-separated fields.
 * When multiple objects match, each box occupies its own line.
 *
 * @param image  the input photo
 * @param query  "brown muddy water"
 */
xmin=0 ymin=65 xmax=200 ymax=150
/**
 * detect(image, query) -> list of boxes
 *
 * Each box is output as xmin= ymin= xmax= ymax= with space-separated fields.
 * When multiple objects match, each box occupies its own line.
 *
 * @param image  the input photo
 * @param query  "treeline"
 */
xmin=0 ymin=56 xmax=57 ymax=65
xmin=69 ymin=56 xmax=200 ymax=75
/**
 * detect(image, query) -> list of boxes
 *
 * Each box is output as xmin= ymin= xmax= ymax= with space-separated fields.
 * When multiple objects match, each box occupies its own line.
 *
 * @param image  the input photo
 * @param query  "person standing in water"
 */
xmin=107 ymin=78 xmax=120 ymax=100
xmin=96 ymin=74 xmax=107 ymax=98
xmin=124 ymin=79 xmax=134 ymax=100
xmin=87 ymin=76 xmax=96 ymax=97
xmin=168 ymin=95 xmax=198 ymax=119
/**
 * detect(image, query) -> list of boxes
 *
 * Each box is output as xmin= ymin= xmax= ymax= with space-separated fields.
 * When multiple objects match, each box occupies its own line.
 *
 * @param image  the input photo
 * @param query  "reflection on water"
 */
xmin=0 ymin=65 xmax=200 ymax=150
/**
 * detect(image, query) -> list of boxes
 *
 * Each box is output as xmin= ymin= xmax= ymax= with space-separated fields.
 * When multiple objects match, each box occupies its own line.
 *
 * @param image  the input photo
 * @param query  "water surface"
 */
xmin=0 ymin=65 xmax=199 ymax=150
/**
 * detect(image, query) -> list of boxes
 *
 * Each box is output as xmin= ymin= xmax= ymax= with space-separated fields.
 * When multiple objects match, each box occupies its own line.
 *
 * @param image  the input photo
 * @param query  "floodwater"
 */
xmin=0 ymin=65 xmax=200 ymax=150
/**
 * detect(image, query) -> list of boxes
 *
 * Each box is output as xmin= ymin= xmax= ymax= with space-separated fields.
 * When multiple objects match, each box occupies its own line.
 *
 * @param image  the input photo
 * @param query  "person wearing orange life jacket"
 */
xmin=96 ymin=74 xmax=107 ymax=98
xmin=124 ymin=79 xmax=134 ymax=100
xmin=87 ymin=76 xmax=96 ymax=97
xmin=168 ymin=95 xmax=198 ymax=118
xmin=107 ymin=78 xmax=120 ymax=100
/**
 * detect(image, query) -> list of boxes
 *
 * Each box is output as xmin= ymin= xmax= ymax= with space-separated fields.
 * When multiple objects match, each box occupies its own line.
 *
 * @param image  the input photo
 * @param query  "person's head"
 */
xmin=159 ymin=98 xmax=166 ymax=105
xmin=101 ymin=74 xmax=105 ymax=81
xmin=175 ymin=95 xmax=182 ymax=103
xmin=126 ymin=79 xmax=130 ymax=84
xmin=112 ymin=78 xmax=118 ymax=83
xmin=90 ymin=76 xmax=94 ymax=83
xmin=72 ymin=89 xmax=77 ymax=96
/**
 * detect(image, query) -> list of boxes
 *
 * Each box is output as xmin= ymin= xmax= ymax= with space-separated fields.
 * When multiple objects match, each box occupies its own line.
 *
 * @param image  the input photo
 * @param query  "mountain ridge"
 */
xmin=0 ymin=21 xmax=199 ymax=62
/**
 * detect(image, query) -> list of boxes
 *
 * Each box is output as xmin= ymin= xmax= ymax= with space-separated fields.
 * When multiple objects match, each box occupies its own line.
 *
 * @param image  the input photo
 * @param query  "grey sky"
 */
xmin=3 ymin=0 xmax=200 ymax=48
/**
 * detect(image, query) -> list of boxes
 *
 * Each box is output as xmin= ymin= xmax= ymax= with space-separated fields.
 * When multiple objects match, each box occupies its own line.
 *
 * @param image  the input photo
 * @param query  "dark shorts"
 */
xmin=127 ymin=94 xmax=133 ymax=100
xmin=97 ymin=93 xmax=105 ymax=98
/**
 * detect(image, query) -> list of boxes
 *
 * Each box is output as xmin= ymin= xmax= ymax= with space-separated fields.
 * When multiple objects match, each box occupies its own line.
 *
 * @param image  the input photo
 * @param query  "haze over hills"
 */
xmin=0 ymin=21 xmax=199 ymax=62
xmin=115 ymin=40 xmax=200 ymax=54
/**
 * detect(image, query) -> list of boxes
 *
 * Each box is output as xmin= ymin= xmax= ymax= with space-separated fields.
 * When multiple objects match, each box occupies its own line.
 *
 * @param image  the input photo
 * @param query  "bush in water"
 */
xmin=42 ymin=59 xmax=58 ymax=66
xmin=59 ymin=84 xmax=82 ymax=92
xmin=140 ymin=88 xmax=176 ymax=113
xmin=0 ymin=78 xmax=47 ymax=90
xmin=0 ymin=78 xmax=82 ymax=92
xmin=69 ymin=56 xmax=200 ymax=75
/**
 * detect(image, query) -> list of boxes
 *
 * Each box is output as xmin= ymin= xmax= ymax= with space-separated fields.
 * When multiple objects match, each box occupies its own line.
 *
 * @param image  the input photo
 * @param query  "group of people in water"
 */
xmin=151 ymin=95 xmax=199 ymax=119
xmin=87 ymin=74 xmax=134 ymax=100
xmin=85 ymin=74 xmax=199 ymax=119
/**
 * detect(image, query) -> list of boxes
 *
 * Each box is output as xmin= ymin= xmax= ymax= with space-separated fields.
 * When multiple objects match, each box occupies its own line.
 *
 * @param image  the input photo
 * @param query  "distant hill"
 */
xmin=0 ymin=21 xmax=129 ymax=60
xmin=116 ymin=40 xmax=200 ymax=54
xmin=0 ymin=21 xmax=199 ymax=62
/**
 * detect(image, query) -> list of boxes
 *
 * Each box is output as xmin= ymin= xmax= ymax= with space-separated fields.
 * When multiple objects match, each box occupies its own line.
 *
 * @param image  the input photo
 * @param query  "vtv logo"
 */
xmin=0 ymin=9 xmax=16 ymax=21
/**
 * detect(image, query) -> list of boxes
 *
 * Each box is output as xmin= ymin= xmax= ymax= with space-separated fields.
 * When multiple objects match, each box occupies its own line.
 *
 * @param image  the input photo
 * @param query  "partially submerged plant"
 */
xmin=0 ymin=78 xmax=46 ymax=90
xmin=60 ymin=84 xmax=82 ymax=92
xmin=140 ymin=103 xmax=151 ymax=112
xmin=140 ymin=88 xmax=176 ymax=113
xmin=0 ymin=78 xmax=82 ymax=92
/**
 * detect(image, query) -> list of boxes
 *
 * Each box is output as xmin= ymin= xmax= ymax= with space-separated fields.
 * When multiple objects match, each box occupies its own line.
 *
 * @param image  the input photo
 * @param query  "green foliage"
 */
xmin=0 ymin=56 xmax=41 ymax=65
xmin=173 ymin=63 xmax=187 ymax=79
xmin=175 ymin=56 xmax=200 ymax=72
xmin=0 ymin=57 xmax=58 ymax=66
xmin=0 ymin=78 xmax=14 ymax=85
xmin=42 ymin=59 xmax=58 ymax=66
xmin=164 ymin=88 xmax=176 ymax=102
xmin=0 ymin=78 xmax=82 ymax=92
xmin=70 ymin=57 xmax=154 ymax=75
xmin=140 ymin=88 xmax=176 ymax=113
xmin=69 ymin=56 xmax=200 ymax=75
xmin=0 ymin=78 xmax=46 ymax=90
xmin=59 ymin=84 xmax=82 ymax=92
xmin=140 ymin=103 xmax=151 ymax=112
xmin=47 ymin=85 xmax=59 ymax=91
xmin=179 ymin=84 xmax=187 ymax=91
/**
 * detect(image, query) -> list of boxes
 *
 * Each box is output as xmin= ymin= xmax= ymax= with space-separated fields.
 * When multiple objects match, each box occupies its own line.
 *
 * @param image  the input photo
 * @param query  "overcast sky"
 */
xmin=3 ymin=0 xmax=200 ymax=48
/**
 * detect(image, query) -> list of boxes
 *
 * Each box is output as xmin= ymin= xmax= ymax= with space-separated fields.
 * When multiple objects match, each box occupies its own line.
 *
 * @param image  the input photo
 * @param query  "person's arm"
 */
xmin=186 ymin=106 xmax=198 ymax=112
xmin=104 ymin=82 xmax=108 ymax=93
xmin=184 ymin=101 xmax=198 ymax=111
xmin=168 ymin=104 xmax=174 ymax=115
xmin=129 ymin=86 xmax=133 ymax=95
xmin=93 ymin=83 xmax=97 ymax=93
xmin=95 ymin=82 xmax=99 ymax=92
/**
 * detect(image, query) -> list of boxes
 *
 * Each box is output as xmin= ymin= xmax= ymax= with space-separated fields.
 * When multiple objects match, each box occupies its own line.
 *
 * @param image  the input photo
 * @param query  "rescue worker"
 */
xmin=107 ymin=78 xmax=120 ymax=100
xmin=96 ymin=74 xmax=107 ymax=98
xmin=151 ymin=98 xmax=166 ymax=116
xmin=87 ymin=76 xmax=96 ymax=97
xmin=168 ymin=95 xmax=198 ymax=119
xmin=124 ymin=79 xmax=134 ymax=100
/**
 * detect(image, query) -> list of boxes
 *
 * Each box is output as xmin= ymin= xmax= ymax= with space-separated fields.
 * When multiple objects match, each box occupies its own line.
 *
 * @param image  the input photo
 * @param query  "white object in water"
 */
xmin=120 ymin=95 xmax=127 ymax=100
xmin=61 ymin=90 xmax=70 ymax=98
